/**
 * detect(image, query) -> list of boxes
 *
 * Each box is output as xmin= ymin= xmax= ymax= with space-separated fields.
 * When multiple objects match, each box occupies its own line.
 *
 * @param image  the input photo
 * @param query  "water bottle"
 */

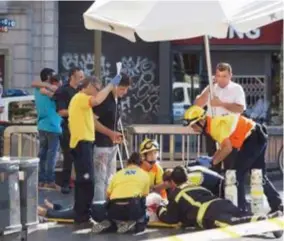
xmin=250 ymin=169 xmax=264 ymax=214
xmin=224 ymin=170 xmax=238 ymax=206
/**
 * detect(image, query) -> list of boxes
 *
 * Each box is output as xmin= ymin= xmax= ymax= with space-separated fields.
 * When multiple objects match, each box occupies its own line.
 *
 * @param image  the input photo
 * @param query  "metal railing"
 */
xmin=125 ymin=125 xmax=283 ymax=169
xmin=125 ymin=125 xmax=205 ymax=168
xmin=3 ymin=126 xmax=38 ymax=157
xmin=2 ymin=125 xmax=282 ymax=169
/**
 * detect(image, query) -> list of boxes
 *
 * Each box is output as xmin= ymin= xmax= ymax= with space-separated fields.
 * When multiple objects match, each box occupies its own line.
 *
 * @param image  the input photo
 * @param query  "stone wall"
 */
xmin=0 ymin=1 xmax=58 ymax=90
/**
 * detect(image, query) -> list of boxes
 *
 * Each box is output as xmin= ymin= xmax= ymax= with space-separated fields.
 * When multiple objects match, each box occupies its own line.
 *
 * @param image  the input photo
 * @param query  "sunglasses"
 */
xmin=140 ymin=139 xmax=159 ymax=153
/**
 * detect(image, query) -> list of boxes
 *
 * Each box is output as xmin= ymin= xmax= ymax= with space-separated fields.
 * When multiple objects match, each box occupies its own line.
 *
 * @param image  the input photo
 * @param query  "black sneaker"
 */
xmin=268 ymin=210 xmax=282 ymax=219
xmin=61 ymin=186 xmax=71 ymax=194
xmin=134 ymin=223 xmax=146 ymax=234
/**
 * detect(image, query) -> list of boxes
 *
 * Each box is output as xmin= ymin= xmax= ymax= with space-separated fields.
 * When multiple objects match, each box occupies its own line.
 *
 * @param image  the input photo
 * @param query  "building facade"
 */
xmin=1 ymin=1 xmax=283 ymax=125
xmin=0 ymin=1 xmax=58 ymax=90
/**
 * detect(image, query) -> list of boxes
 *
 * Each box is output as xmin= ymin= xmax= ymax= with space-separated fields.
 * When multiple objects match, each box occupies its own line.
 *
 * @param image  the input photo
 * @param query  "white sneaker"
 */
xmin=92 ymin=220 xmax=112 ymax=234
xmin=116 ymin=221 xmax=136 ymax=234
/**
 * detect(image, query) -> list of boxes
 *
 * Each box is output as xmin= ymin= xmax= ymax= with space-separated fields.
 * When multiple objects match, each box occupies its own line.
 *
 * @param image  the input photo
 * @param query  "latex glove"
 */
xmin=197 ymin=156 xmax=213 ymax=168
xmin=110 ymin=75 xmax=122 ymax=86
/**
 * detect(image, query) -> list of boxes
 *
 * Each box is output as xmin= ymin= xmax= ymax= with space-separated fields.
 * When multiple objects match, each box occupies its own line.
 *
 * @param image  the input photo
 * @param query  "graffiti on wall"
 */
xmin=61 ymin=53 xmax=159 ymax=124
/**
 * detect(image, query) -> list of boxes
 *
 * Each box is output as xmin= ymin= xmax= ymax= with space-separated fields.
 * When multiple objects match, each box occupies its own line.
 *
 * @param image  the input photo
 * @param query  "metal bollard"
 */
xmin=224 ymin=170 xmax=238 ymax=207
xmin=250 ymin=169 xmax=264 ymax=214
xmin=0 ymin=159 xmax=22 ymax=240
xmin=18 ymin=158 xmax=39 ymax=241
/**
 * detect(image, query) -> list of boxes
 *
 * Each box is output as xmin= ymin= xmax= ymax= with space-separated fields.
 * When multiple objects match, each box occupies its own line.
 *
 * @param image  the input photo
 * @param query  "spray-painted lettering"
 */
xmin=61 ymin=53 xmax=159 ymax=124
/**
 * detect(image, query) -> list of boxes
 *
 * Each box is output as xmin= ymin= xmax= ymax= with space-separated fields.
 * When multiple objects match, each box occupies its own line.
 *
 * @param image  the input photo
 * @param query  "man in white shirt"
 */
xmin=195 ymin=62 xmax=246 ymax=116
xmin=194 ymin=63 xmax=246 ymax=169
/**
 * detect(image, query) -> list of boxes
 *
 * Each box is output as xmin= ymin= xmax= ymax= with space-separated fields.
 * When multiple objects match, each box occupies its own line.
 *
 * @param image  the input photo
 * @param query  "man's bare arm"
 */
xmin=194 ymin=86 xmax=210 ymax=107
xmin=32 ymin=80 xmax=51 ymax=89
xmin=212 ymin=139 xmax=233 ymax=165
xmin=31 ymin=80 xmax=58 ymax=92
xmin=94 ymin=118 xmax=114 ymax=137
xmin=221 ymin=102 xmax=244 ymax=114
xmin=89 ymin=84 xmax=114 ymax=107
xmin=94 ymin=118 xmax=123 ymax=143
xmin=40 ymin=88 xmax=54 ymax=98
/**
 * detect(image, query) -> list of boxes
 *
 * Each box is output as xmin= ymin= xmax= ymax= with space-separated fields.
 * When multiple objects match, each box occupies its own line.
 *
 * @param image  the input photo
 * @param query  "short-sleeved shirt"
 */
xmin=68 ymin=92 xmax=95 ymax=148
xmin=107 ymin=165 xmax=150 ymax=200
xmin=93 ymin=92 xmax=120 ymax=147
xmin=206 ymin=114 xmax=255 ymax=149
xmin=34 ymin=88 xmax=62 ymax=133
xmin=53 ymin=83 xmax=78 ymax=126
xmin=207 ymin=81 xmax=246 ymax=116
xmin=140 ymin=162 xmax=167 ymax=199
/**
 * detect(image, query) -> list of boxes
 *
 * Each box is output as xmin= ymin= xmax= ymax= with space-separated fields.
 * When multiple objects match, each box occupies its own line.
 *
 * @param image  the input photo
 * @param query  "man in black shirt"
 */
xmin=54 ymin=67 xmax=84 ymax=194
xmin=93 ymin=73 xmax=131 ymax=201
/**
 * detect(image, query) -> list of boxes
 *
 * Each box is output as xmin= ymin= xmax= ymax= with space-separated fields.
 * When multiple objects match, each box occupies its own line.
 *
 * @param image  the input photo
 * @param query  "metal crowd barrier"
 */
xmin=1 ymin=125 xmax=282 ymax=169
xmin=126 ymin=125 xmax=206 ymax=168
xmin=3 ymin=126 xmax=38 ymax=157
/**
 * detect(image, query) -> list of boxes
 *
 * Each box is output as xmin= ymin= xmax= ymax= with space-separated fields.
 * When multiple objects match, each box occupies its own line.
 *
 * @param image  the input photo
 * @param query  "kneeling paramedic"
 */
xmin=140 ymin=138 xmax=167 ymax=199
xmin=157 ymin=166 xmax=281 ymax=229
xmin=92 ymin=152 xmax=150 ymax=234
xmin=183 ymin=105 xmax=283 ymax=213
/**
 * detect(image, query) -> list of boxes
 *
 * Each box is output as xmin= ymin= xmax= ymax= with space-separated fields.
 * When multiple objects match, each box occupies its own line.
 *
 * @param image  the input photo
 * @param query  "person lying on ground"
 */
xmin=156 ymin=166 xmax=282 ymax=230
xmin=38 ymin=152 xmax=150 ymax=234
xmin=139 ymin=138 xmax=167 ymax=199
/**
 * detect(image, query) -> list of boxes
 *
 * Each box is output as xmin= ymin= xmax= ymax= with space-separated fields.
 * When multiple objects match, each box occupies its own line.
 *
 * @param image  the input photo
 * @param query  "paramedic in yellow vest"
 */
xmin=183 ymin=105 xmax=283 ymax=214
xmin=68 ymin=75 xmax=121 ymax=226
xmin=139 ymin=139 xmax=167 ymax=199
xmin=92 ymin=152 xmax=150 ymax=234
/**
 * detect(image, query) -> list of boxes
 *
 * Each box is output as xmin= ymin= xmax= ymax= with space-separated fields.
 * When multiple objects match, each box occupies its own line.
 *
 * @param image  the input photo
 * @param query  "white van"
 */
xmin=172 ymin=82 xmax=200 ymax=123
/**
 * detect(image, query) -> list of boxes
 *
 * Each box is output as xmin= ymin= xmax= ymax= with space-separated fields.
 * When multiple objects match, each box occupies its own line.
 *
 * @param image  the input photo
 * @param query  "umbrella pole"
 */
xmin=203 ymin=35 xmax=214 ymax=104
xmin=203 ymin=35 xmax=221 ymax=167
xmin=94 ymin=30 xmax=102 ymax=78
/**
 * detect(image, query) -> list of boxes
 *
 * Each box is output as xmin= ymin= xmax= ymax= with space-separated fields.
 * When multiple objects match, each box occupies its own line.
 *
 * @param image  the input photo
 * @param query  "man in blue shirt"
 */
xmin=34 ymin=68 xmax=62 ymax=190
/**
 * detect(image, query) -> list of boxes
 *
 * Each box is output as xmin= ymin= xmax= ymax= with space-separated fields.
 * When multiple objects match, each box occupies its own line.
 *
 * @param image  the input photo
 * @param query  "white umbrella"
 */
xmin=83 ymin=0 xmax=283 ymax=98
xmin=83 ymin=0 xmax=283 ymax=42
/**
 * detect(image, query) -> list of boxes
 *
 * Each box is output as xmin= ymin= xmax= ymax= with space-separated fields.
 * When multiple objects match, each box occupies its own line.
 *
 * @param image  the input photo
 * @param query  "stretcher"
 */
xmin=45 ymin=217 xmax=181 ymax=228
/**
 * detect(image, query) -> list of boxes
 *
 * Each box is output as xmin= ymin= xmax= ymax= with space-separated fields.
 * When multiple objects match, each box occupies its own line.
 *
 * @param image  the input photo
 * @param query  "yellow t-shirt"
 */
xmin=68 ymin=92 xmax=95 ymax=148
xmin=107 ymin=165 xmax=150 ymax=200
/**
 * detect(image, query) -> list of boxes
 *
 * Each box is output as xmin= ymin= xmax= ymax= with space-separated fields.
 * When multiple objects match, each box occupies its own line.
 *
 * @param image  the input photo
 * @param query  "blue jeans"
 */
xmin=38 ymin=130 xmax=60 ymax=183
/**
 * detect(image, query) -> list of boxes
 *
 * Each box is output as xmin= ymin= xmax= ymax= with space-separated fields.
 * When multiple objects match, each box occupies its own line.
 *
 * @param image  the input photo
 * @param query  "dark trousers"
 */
xmin=235 ymin=124 xmax=282 ymax=212
xmin=107 ymin=197 xmax=146 ymax=223
xmin=60 ymin=125 xmax=75 ymax=187
xmin=204 ymin=199 xmax=263 ymax=229
xmin=72 ymin=141 xmax=94 ymax=223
